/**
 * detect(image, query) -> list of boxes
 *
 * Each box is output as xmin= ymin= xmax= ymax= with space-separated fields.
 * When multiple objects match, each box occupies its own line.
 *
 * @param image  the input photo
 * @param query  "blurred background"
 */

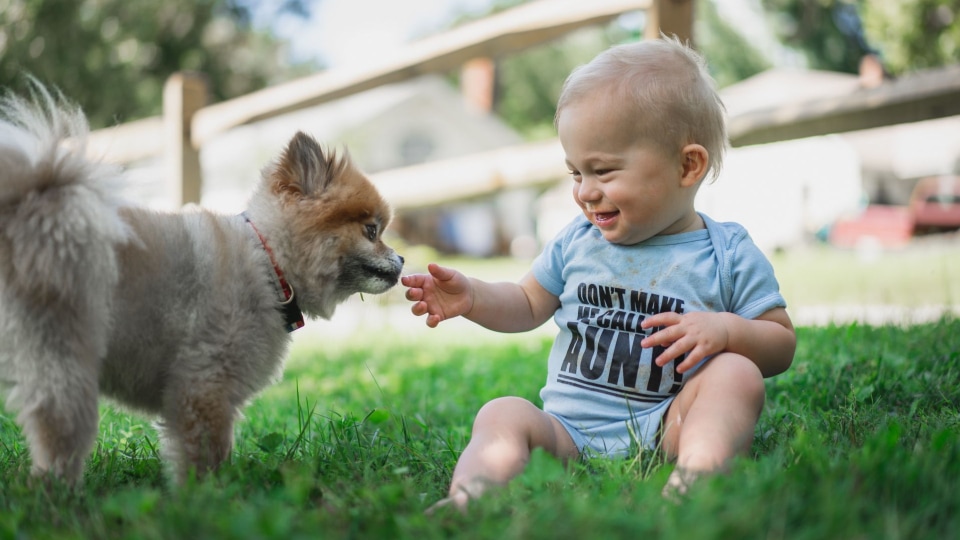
xmin=2 ymin=0 xmax=959 ymax=336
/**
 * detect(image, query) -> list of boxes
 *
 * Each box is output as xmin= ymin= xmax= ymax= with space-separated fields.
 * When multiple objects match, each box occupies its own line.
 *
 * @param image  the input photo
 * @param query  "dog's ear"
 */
xmin=272 ymin=132 xmax=347 ymax=197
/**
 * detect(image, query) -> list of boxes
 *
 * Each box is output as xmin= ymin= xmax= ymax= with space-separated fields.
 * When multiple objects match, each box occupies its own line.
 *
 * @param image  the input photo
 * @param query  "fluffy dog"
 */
xmin=0 ymin=84 xmax=404 ymax=484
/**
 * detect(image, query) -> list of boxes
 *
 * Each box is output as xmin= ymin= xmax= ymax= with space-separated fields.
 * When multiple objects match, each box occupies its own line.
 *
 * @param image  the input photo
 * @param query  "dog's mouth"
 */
xmin=340 ymin=254 xmax=404 ymax=294
xmin=362 ymin=263 xmax=402 ymax=285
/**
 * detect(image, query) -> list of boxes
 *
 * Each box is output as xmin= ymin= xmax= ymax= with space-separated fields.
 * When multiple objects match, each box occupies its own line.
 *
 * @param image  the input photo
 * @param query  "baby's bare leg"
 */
xmin=660 ymin=352 xmax=765 ymax=494
xmin=432 ymin=396 xmax=577 ymax=511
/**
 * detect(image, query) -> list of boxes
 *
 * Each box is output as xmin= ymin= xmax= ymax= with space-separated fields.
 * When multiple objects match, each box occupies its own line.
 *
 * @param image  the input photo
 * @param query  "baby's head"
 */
xmin=555 ymin=36 xmax=727 ymax=182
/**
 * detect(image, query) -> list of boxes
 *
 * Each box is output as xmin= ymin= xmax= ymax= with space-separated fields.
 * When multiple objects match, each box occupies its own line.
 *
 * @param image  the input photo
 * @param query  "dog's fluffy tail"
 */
xmin=0 ymin=83 xmax=136 ymax=482
xmin=0 ymin=82 xmax=132 ymax=300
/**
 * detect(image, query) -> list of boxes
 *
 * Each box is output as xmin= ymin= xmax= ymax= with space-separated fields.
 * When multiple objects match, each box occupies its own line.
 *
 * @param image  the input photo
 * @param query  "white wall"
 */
xmin=695 ymin=135 xmax=863 ymax=252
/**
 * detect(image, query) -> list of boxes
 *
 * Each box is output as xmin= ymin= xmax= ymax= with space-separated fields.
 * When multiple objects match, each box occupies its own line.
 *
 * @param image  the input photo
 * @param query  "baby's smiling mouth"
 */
xmin=593 ymin=210 xmax=619 ymax=226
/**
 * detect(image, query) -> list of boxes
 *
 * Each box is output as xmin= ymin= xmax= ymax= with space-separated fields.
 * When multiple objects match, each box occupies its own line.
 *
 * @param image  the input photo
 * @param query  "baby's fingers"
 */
xmin=651 ymin=338 xmax=706 ymax=373
xmin=641 ymin=323 xmax=682 ymax=349
xmin=651 ymin=338 xmax=686 ymax=366
xmin=400 ymin=274 xmax=421 ymax=287
xmin=410 ymin=300 xmax=445 ymax=328
xmin=410 ymin=300 xmax=429 ymax=317
xmin=405 ymin=286 xmax=423 ymax=302
xmin=641 ymin=311 xmax=682 ymax=330
xmin=670 ymin=347 xmax=708 ymax=374
xmin=427 ymin=263 xmax=457 ymax=282
xmin=426 ymin=313 xmax=444 ymax=328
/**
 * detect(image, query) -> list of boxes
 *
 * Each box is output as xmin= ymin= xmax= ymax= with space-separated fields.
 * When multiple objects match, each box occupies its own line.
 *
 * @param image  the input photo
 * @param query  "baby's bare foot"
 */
xmin=424 ymin=478 xmax=492 ymax=515
xmin=425 ymin=489 xmax=470 ymax=515
xmin=661 ymin=467 xmax=700 ymax=502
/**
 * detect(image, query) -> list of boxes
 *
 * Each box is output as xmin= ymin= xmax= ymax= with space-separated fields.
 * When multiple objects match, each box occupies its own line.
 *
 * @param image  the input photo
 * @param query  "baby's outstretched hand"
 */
xmin=640 ymin=311 xmax=730 ymax=373
xmin=401 ymin=263 xmax=473 ymax=328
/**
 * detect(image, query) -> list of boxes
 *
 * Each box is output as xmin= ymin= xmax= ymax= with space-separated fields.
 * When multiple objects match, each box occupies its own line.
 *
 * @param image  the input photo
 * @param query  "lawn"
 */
xmin=769 ymin=239 xmax=960 ymax=310
xmin=2 ymin=240 xmax=960 ymax=538
xmin=1 ymin=315 xmax=958 ymax=539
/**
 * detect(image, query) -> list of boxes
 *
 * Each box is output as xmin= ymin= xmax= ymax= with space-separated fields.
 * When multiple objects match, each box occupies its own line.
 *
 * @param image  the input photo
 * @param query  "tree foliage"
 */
xmin=760 ymin=0 xmax=870 ymax=73
xmin=695 ymin=0 xmax=771 ymax=88
xmin=492 ymin=26 xmax=633 ymax=140
xmin=861 ymin=0 xmax=960 ymax=75
xmin=0 ymin=0 xmax=317 ymax=129
xmin=761 ymin=0 xmax=960 ymax=75
xmin=465 ymin=0 xmax=769 ymax=139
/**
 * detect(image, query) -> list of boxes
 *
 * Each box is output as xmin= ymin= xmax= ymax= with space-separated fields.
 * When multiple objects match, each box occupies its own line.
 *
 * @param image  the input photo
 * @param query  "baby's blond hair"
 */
xmin=555 ymin=35 xmax=727 ymax=182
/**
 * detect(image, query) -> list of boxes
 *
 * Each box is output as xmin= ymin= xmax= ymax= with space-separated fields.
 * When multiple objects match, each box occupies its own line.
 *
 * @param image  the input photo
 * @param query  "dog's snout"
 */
xmin=399 ymin=255 xmax=405 ymax=264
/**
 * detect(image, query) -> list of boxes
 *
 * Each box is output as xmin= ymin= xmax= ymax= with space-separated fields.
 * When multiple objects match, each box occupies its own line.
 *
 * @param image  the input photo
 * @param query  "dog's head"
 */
xmin=251 ymin=131 xmax=403 ymax=319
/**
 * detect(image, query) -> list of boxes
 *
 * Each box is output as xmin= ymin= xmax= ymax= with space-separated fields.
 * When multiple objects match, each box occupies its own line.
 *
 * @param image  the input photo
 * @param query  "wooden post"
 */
xmin=164 ymin=72 xmax=207 ymax=207
xmin=644 ymin=0 xmax=695 ymax=45
xmin=461 ymin=57 xmax=497 ymax=113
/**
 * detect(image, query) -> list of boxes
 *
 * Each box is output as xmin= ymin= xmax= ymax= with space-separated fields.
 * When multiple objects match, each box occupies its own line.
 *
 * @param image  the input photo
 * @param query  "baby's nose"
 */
xmin=576 ymin=179 xmax=601 ymax=202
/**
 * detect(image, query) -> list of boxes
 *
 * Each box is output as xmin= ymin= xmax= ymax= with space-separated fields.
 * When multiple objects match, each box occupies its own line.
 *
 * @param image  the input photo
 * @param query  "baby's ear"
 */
xmin=680 ymin=144 xmax=709 ymax=187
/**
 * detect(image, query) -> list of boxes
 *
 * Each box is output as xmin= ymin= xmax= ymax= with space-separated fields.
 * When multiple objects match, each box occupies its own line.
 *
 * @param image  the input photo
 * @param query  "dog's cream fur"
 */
xmin=0 ymin=84 xmax=403 ymax=484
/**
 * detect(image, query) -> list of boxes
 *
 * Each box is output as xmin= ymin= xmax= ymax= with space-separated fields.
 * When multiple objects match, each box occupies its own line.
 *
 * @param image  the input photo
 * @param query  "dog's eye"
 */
xmin=365 ymin=223 xmax=378 ymax=241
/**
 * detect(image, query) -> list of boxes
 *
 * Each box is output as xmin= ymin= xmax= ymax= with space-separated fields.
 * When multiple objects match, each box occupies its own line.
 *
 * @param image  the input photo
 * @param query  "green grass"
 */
xmin=2 ymin=318 xmax=959 ymax=539
xmin=769 ymin=241 xmax=960 ymax=308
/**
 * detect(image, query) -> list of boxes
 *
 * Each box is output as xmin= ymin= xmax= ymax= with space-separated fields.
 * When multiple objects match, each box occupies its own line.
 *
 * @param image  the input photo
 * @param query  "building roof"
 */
xmin=719 ymin=67 xmax=861 ymax=118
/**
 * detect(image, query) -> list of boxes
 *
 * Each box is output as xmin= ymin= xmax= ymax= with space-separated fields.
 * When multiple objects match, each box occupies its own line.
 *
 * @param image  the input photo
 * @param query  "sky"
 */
xmin=262 ymin=0 xmax=496 ymax=68
xmin=259 ymin=0 xmax=791 ymax=69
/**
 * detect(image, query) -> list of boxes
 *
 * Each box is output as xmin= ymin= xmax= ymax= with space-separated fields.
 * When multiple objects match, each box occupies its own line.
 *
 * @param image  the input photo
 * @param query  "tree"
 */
xmin=493 ymin=25 xmax=633 ymax=139
xmin=760 ymin=0 xmax=871 ymax=73
xmin=0 ymin=0 xmax=317 ymax=129
xmin=695 ymin=0 xmax=771 ymax=89
xmin=760 ymin=0 xmax=960 ymax=75
xmin=454 ymin=0 xmax=769 ymax=139
xmin=861 ymin=0 xmax=960 ymax=75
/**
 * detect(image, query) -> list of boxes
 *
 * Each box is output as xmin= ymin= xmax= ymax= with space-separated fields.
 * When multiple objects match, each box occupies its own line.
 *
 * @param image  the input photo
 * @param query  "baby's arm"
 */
xmin=640 ymin=307 xmax=795 ymax=377
xmin=402 ymin=263 xmax=559 ymax=332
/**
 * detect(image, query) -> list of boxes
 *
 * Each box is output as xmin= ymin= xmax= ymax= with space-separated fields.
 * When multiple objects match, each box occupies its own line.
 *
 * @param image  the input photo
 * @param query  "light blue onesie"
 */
xmin=531 ymin=213 xmax=787 ymax=458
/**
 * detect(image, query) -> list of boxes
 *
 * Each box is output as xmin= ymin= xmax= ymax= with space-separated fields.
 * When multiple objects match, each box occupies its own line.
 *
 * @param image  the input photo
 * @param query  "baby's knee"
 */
xmin=703 ymin=353 xmax=765 ymax=397
xmin=474 ymin=396 xmax=535 ymax=424
xmin=471 ymin=397 xmax=554 ymax=441
xmin=720 ymin=353 xmax=766 ymax=402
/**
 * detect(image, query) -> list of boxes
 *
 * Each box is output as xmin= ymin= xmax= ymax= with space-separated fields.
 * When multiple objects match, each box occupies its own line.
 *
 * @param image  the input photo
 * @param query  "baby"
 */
xmin=402 ymin=36 xmax=796 ymax=510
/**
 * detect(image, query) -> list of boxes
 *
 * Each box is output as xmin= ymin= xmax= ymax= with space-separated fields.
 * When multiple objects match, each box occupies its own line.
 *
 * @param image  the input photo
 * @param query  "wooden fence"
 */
xmin=88 ymin=0 xmax=660 ymax=207
xmin=84 ymin=0 xmax=960 ymax=211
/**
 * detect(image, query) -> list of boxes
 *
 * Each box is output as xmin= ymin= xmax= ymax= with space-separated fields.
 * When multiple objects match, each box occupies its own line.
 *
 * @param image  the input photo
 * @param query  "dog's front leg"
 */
xmin=158 ymin=384 xmax=237 ymax=483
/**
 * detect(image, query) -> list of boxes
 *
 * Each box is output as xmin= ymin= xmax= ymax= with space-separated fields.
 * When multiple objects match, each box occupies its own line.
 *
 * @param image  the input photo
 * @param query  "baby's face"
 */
xmin=557 ymin=95 xmax=701 ymax=245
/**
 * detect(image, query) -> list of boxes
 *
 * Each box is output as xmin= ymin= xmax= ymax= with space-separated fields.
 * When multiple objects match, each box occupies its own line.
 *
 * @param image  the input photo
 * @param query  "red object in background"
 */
xmin=828 ymin=175 xmax=960 ymax=248
xmin=910 ymin=175 xmax=960 ymax=232
xmin=829 ymin=205 xmax=914 ymax=248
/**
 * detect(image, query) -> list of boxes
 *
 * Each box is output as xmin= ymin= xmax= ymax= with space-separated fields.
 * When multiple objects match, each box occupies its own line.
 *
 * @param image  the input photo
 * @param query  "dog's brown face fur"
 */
xmin=252 ymin=132 xmax=403 ymax=319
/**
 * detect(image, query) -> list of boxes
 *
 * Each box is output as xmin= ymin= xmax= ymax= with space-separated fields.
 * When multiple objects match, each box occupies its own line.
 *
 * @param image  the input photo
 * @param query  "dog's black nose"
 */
xmin=399 ymin=255 xmax=405 ymax=264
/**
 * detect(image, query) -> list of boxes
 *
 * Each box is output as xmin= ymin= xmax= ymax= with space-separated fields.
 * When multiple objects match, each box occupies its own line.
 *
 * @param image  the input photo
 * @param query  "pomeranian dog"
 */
xmin=0 ymin=84 xmax=404 ymax=484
